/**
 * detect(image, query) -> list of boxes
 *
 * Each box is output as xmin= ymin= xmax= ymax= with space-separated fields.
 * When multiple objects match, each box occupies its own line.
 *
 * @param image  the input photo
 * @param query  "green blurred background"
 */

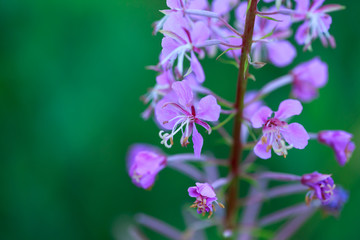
xmin=0 ymin=0 xmax=359 ymax=239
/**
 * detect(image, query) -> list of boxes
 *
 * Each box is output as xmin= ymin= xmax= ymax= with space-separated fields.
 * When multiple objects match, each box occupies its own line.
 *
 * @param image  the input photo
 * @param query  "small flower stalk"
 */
xmin=127 ymin=0 xmax=352 ymax=239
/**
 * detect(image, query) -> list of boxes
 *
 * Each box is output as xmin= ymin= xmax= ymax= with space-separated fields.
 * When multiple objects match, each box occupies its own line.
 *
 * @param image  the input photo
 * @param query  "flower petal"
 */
xmin=167 ymin=0 xmax=181 ymax=9
xmin=267 ymin=41 xmax=296 ymax=67
xmin=281 ymin=123 xmax=309 ymax=149
xmin=154 ymin=93 xmax=181 ymax=130
xmin=192 ymin=125 xmax=204 ymax=157
xmin=172 ymin=81 xmax=193 ymax=107
xmin=196 ymin=95 xmax=221 ymax=122
xmin=251 ymin=106 xmax=273 ymax=128
xmin=191 ymin=51 xmax=205 ymax=83
xmin=188 ymin=186 xmax=200 ymax=197
xmin=254 ymin=141 xmax=272 ymax=159
xmin=274 ymin=99 xmax=303 ymax=120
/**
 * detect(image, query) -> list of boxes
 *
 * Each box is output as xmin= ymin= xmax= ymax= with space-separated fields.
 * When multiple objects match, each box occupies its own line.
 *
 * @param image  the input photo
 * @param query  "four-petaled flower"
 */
xmin=251 ymin=99 xmax=310 ymax=159
xmin=155 ymin=80 xmax=220 ymax=157
xmin=318 ymin=130 xmax=355 ymax=166
xmin=188 ymin=182 xmax=224 ymax=218
xmin=127 ymin=144 xmax=167 ymax=190
xmin=301 ymin=171 xmax=335 ymax=204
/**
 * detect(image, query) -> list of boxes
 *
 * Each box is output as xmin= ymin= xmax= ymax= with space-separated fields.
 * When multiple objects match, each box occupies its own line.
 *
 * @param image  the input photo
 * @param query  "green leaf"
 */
xmin=216 ymin=47 xmax=242 ymax=61
xmin=212 ymin=113 xmax=236 ymax=131
xmin=246 ymin=0 xmax=252 ymax=14
xmin=256 ymin=14 xmax=281 ymax=22
xmin=218 ymin=59 xmax=239 ymax=68
xmin=259 ymin=28 xmax=275 ymax=40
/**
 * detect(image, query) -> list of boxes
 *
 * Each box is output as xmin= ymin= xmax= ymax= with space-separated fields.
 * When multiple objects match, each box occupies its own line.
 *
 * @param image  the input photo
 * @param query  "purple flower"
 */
xmin=301 ymin=171 xmax=335 ymax=204
xmin=127 ymin=144 xmax=167 ymax=189
xmin=318 ymin=130 xmax=355 ymax=166
xmin=290 ymin=57 xmax=328 ymax=102
xmin=321 ymin=186 xmax=349 ymax=216
xmin=188 ymin=182 xmax=224 ymax=218
xmin=251 ymin=99 xmax=309 ymax=159
xmin=160 ymin=13 xmax=210 ymax=82
xmin=293 ymin=0 xmax=344 ymax=49
xmin=155 ymin=80 xmax=221 ymax=157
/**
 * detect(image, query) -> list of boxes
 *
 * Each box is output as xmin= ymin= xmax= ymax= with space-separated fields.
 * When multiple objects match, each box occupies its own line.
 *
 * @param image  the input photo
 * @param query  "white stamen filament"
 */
xmin=159 ymin=116 xmax=192 ymax=148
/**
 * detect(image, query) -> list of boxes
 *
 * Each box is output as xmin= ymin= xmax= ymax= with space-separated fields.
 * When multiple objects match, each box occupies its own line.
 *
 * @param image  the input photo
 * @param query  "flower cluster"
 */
xmin=127 ymin=0 xmax=352 ymax=238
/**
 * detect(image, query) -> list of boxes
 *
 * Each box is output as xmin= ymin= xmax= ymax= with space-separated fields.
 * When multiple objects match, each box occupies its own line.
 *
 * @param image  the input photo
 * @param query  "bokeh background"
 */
xmin=0 ymin=0 xmax=359 ymax=239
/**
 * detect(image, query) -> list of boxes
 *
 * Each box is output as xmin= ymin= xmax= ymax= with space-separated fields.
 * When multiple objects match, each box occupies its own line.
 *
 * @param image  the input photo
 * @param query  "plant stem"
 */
xmin=224 ymin=0 xmax=258 ymax=233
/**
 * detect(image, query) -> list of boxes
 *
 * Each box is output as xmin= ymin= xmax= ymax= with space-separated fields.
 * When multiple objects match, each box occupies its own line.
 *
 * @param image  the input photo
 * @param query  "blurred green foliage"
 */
xmin=0 ymin=0 xmax=359 ymax=239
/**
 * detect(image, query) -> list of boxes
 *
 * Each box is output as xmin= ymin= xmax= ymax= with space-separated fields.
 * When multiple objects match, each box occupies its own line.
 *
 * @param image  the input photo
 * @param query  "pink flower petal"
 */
xmin=192 ymin=21 xmax=210 ymax=45
xmin=154 ymin=93 xmax=180 ymax=130
xmin=192 ymin=125 xmax=204 ymax=157
xmin=274 ymin=99 xmax=303 ymax=120
xmin=197 ymin=183 xmax=216 ymax=198
xmin=167 ymin=0 xmax=181 ymax=9
xmin=295 ymin=22 xmax=309 ymax=45
xmin=196 ymin=95 xmax=221 ymax=122
xmin=281 ymin=123 xmax=309 ymax=149
xmin=254 ymin=141 xmax=272 ymax=159
xmin=267 ymin=41 xmax=296 ymax=67
xmin=172 ymin=81 xmax=193 ymax=107
xmin=295 ymin=0 xmax=310 ymax=13
xmin=251 ymin=106 xmax=273 ymax=128
xmin=188 ymin=186 xmax=200 ymax=197
xmin=191 ymin=52 xmax=205 ymax=83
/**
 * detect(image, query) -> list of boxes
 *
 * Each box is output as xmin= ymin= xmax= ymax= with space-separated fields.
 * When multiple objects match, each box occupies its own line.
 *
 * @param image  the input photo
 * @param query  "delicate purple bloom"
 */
xmin=188 ymin=182 xmax=224 ymax=217
xmin=318 ymin=130 xmax=355 ymax=166
xmin=291 ymin=57 xmax=328 ymax=102
xmin=127 ymin=144 xmax=167 ymax=189
xmin=301 ymin=171 xmax=335 ymax=204
xmin=251 ymin=99 xmax=309 ymax=159
xmin=321 ymin=186 xmax=349 ymax=216
xmin=160 ymin=13 xmax=210 ymax=82
xmin=155 ymin=80 xmax=220 ymax=157
xmin=292 ymin=0 xmax=344 ymax=49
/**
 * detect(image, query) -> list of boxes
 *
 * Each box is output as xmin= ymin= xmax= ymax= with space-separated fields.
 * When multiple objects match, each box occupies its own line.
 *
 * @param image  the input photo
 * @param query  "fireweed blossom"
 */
xmin=291 ymin=0 xmax=344 ymax=49
xmin=318 ymin=130 xmax=355 ymax=166
xmin=127 ymin=144 xmax=167 ymax=189
xmin=188 ymin=182 xmax=224 ymax=218
xmin=290 ymin=57 xmax=328 ymax=102
xmin=128 ymin=0 xmax=351 ymax=236
xmin=251 ymin=99 xmax=309 ymax=159
xmin=160 ymin=12 xmax=210 ymax=82
xmin=155 ymin=80 xmax=220 ymax=157
xmin=301 ymin=172 xmax=335 ymax=205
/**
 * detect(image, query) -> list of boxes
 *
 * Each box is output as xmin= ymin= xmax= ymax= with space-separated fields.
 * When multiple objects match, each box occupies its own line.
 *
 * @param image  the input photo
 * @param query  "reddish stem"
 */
xmin=224 ymin=0 xmax=258 ymax=233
